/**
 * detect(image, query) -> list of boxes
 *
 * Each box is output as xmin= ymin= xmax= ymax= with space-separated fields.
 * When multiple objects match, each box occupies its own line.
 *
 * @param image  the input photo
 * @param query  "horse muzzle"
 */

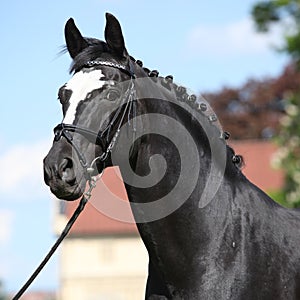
xmin=43 ymin=151 xmax=87 ymax=200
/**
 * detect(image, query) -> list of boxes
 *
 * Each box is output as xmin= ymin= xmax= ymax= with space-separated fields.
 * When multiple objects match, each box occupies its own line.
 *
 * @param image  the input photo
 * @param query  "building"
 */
xmin=230 ymin=140 xmax=284 ymax=191
xmin=54 ymin=168 xmax=148 ymax=300
xmin=53 ymin=140 xmax=284 ymax=300
xmin=7 ymin=291 xmax=56 ymax=300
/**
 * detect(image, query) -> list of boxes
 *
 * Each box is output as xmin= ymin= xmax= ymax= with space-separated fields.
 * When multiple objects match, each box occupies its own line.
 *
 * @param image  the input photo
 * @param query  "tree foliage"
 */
xmin=252 ymin=0 xmax=300 ymax=61
xmin=251 ymin=0 xmax=300 ymax=207
xmin=204 ymin=64 xmax=300 ymax=140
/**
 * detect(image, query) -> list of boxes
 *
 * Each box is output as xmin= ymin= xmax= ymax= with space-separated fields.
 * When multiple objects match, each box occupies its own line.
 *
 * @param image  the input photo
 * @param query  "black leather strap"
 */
xmin=54 ymin=123 xmax=107 ymax=151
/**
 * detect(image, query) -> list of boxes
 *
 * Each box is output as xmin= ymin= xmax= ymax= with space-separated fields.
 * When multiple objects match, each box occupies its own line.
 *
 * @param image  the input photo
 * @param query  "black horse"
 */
xmin=43 ymin=13 xmax=300 ymax=299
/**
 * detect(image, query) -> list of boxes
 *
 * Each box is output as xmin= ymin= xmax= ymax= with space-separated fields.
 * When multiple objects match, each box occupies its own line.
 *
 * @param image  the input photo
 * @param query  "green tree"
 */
xmin=252 ymin=0 xmax=300 ymax=62
xmin=252 ymin=0 xmax=300 ymax=207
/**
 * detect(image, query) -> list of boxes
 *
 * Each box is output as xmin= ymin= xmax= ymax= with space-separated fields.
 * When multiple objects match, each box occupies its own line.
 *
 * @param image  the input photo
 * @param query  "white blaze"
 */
xmin=63 ymin=69 xmax=106 ymax=124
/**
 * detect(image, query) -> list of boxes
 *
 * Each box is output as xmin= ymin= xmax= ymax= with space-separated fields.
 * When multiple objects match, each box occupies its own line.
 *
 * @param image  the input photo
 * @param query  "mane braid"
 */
xmin=68 ymin=43 xmax=244 ymax=171
xmin=130 ymin=57 xmax=244 ymax=172
xmin=131 ymin=59 xmax=222 ymax=132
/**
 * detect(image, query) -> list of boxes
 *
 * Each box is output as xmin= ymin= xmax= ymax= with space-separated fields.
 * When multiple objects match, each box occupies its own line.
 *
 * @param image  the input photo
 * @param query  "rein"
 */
xmin=12 ymin=60 xmax=136 ymax=299
xmin=12 ymin=176 xmax=100 ymax=300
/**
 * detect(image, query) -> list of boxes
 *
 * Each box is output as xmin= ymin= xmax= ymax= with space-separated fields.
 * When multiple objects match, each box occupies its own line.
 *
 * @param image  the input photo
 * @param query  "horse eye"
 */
xmin=106 ymin=89 xmax=120 ymax=101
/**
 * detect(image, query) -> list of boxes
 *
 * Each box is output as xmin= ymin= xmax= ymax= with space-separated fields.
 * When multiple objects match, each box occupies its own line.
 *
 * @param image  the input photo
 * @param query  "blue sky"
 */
xmin=0 ymin=0 xmax=289 ymax=294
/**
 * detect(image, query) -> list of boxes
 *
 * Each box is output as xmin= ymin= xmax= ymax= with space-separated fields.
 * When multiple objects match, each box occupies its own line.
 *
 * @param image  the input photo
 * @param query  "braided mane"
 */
xmin=128 ymin=56 xmax=244 ymax=170
xmin=69 ymin=39 xmax=244 ymax=169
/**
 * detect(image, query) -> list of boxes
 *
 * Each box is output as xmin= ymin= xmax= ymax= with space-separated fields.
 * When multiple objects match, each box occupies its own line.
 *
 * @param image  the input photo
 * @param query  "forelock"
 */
xmin=70 ymin=38 xmax=109 ymax=73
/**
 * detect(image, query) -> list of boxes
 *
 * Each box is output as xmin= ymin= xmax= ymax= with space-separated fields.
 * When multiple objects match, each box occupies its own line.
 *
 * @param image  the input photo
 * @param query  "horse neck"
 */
xmin=116 ymin=83 xmax=284 ymax=287
xmin=119 ymin=90 xmax=242 ymax=260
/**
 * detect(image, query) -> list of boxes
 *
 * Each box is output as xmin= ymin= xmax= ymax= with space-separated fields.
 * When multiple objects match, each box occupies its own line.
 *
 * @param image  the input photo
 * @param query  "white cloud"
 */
xmin=186 ymin=18 xmax=283 ymax=58
xmin=0 ymin=210 xmax=14 ymax=246
xmin=0 ymin=139 xmax=52 ymax=200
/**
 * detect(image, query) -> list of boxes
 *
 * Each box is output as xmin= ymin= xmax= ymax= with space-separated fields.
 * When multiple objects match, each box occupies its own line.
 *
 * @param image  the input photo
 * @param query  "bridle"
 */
xmin=53 ymin=60 xmax=136 ymax=178
xmin=12 ymin=60 xmax=136 ymax=299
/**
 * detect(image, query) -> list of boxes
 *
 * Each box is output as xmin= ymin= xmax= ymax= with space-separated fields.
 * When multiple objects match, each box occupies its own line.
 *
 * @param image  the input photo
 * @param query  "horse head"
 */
xmin=43 ymin=13 xmax=137 ymax=200
xmin=43 ymin=12 xmax=232 ymax=214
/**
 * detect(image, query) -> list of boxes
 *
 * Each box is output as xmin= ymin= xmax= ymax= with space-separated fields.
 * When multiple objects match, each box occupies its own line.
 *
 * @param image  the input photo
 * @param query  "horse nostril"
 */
xmin=59 ymin=158 xmax=75 ymax=184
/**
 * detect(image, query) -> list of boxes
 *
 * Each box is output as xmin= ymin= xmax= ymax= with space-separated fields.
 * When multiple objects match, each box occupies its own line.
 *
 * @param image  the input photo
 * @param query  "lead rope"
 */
xmin=12 ymin=174 xmax=101 ymax=300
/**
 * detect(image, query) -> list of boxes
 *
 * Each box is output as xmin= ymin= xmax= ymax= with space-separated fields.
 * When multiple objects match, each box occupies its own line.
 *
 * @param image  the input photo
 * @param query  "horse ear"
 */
xmin=105 ymin=13 xmax=127 ymax=58
xmin=65 ymin=18 xmax=89 ymax=59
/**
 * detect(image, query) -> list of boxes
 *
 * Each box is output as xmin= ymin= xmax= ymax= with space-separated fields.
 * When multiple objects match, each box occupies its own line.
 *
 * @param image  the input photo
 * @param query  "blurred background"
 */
xmin=1 ymin=0 xmax=300 ymax=299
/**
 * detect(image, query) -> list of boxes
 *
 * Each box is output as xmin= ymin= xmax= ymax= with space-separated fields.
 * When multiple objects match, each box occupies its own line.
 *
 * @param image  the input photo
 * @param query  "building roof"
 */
xmin=8 ymin=291 xmax=56 ymax=300
xmin=64 ymin=140 xmax=284 ymax=236
xmin=229 ymin=140 xmax=284 ymax=191
xmin=65 ymin=167 xmax=138 ymax=236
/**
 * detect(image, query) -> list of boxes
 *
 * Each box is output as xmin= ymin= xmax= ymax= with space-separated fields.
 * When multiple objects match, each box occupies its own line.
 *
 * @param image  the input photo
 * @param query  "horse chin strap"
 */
xmin=12 ymin=60 xmax=136 ymax=300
